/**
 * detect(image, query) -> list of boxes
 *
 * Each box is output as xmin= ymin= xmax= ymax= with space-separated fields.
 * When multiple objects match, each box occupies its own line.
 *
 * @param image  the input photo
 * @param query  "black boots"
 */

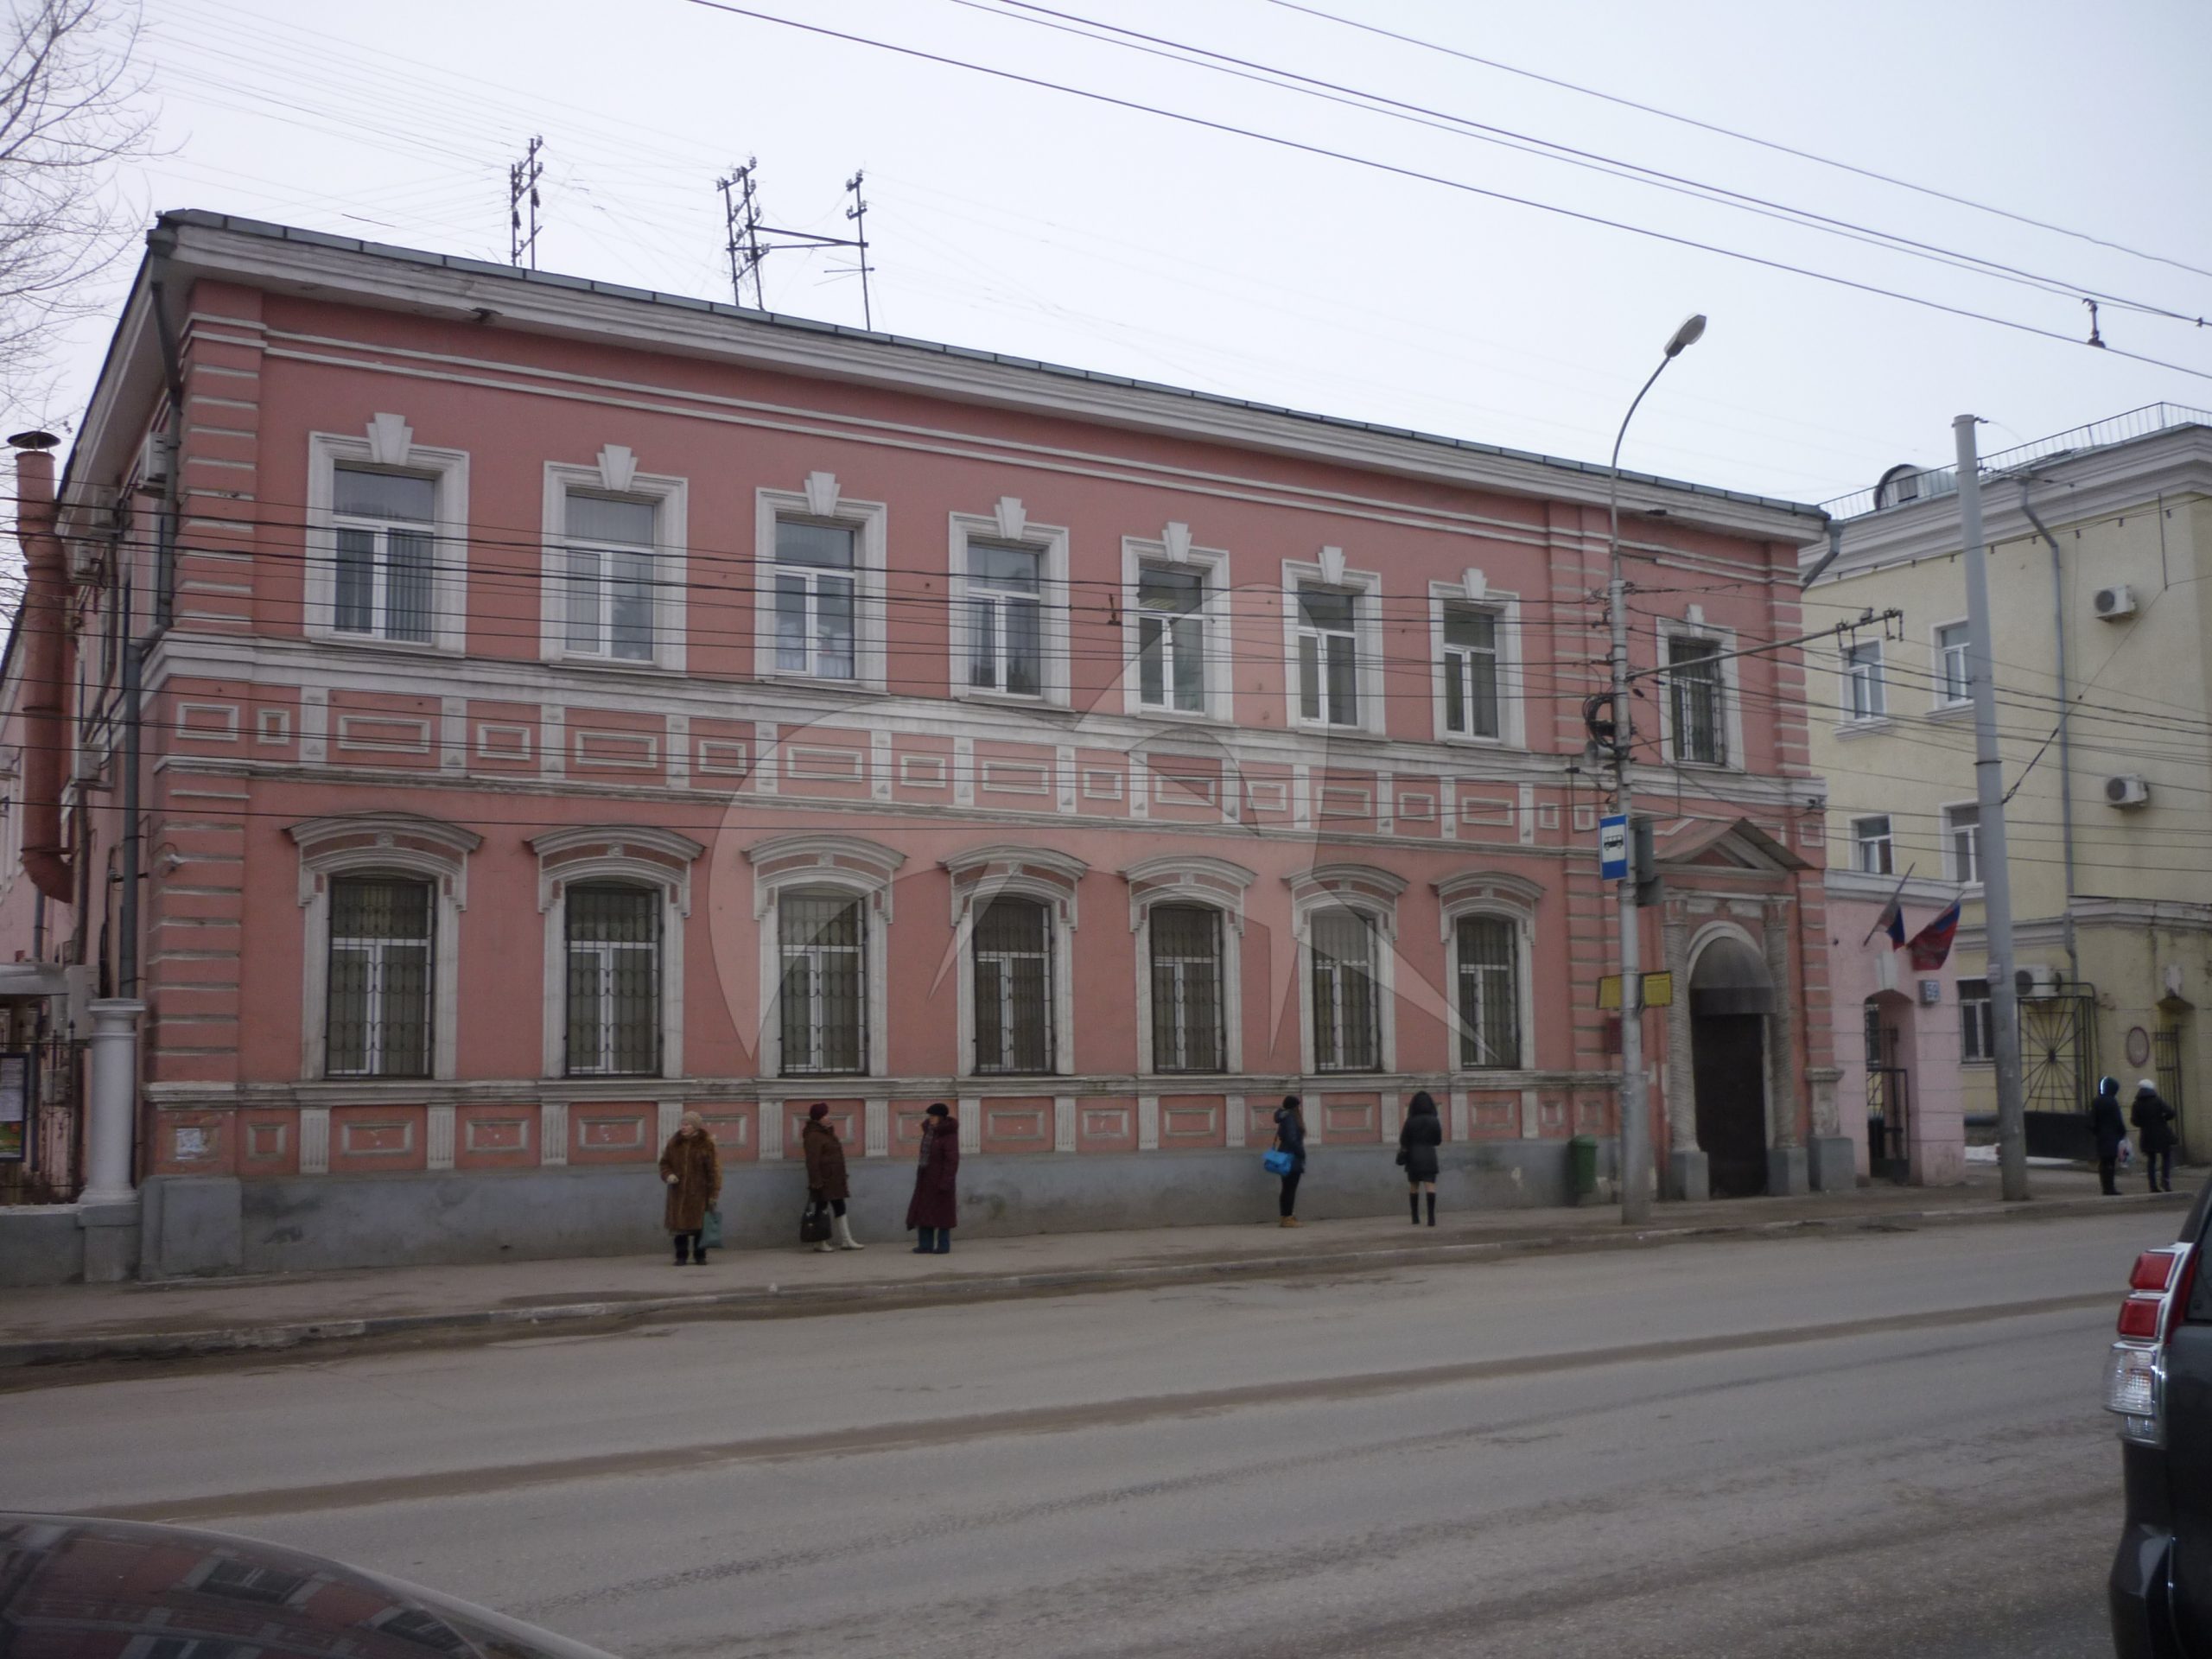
xmin=1426 ymin=1192 xmax=1437 ymax=1228
xmin=1408 ymin=1194 xmax=1421 ymax=1224
xmin=674 ymin=1235 xmax=691 ymax=1266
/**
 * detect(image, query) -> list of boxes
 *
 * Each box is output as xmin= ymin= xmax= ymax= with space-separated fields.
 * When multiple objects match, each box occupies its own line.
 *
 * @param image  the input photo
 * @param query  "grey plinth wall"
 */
xmin=130 ymin=1139 xmax=1606 ymax=1279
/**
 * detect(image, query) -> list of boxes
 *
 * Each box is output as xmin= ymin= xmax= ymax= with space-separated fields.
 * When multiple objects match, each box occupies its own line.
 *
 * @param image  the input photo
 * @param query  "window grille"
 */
xmin=1296 ymin=585 xmax=1359 ymax=726
xmin=773 ymin=518 xmax=857 ymax=679
xmin=1149 ymin=904 xmax=1224 ymax=1072
xmin=779 ymin=893 xmax=867 ymax=1075
xmin=564 ymin=492 xmax=657 ymax=662
xmin=564 ymin=885 xmax=659 ymax=1076
xmin=974 ymin=895 xmax=1052 ymax=1073
xmin=332 ymin=465 xmax=434 ymax=643
xmin=1668 ymin=635 xmax=1726 ymax=764
xmin=1441 ymin=602 xmax=1500 ymax=737
xmin=1310 ymin=906 xmax=1379 ymax=1071
xmin=326 ymin=877 xmax=433 ymax=1078
xmin=1137 ymin=563 xmax=1205 ymax=712
xmin=1456 ymin=914 xmax=1521 ymax=1068
xmin=968 ymin=540 xmax=1044 ymax=696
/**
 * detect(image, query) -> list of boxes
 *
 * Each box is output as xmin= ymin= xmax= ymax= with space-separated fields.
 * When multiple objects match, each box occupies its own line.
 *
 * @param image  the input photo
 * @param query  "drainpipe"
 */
xmin=2018 ymin=482 xmax=2079 ymax=983
xmin=11 ymin=431 xmax=75 ymax=906
xmin=1800 ymin=520 xmax=1844 ymax=588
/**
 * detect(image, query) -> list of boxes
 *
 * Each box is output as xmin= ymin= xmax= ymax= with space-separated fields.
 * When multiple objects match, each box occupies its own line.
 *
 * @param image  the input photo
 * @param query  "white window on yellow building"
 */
xmin=1852 ymin=815 xmax=1894 ymax=875
xmin=1944 ymin=803 xmax=1981 ymax=885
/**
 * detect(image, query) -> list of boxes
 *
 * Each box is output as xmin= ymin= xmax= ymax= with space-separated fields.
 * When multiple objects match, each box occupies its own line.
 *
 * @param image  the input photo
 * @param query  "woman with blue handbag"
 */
xmin=1268 ymin=1096 xmax=1307 ymax=1227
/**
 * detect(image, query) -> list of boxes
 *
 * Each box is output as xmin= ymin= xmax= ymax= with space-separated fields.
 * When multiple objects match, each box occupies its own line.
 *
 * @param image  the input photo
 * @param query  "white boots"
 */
xmin=833 ymin=1214 xmax=864 ymax=1251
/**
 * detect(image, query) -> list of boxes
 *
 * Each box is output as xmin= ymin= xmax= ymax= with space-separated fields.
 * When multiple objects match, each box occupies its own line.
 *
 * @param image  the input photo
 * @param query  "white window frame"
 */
xmin=1125 ymin=855 xmax=1255 ymax=1077
xmin=1281 ymin=553 xmax=1385 ymax=736
xmin=540 ymin=456 xmax=688 ymax=672
xmin=1120 ymin=527 xmax=1232 ymax=721
xmin=305 ymin=426 xmax=469 ymax=654
xmin=1942 ymin=800 xmax=1983 ymax=887
xmin=949 ymin=502 xmax=1071 ymax=708
xmin=1287 ymin=865 xmax=1404 ymax=1076
xmin=1852 ymin=814 xmax=1895 ymax=876
xmin=1655 ymin=616 xmax=1743 ymax=770
xmin=945 ymin=845 xmax=1085 ymax=1079
xmin=1931 ymin=618 xmax=1973 ymax=711
xmin=291 ymin=814 xmax=477 ymax=1083
xmin=1435 ymin=872 xmax=1541 ymax=1076
xmin=747 ymin=835 xmax=904 ymax=1082
xmin=753 ymin=475 xmax=889 ymax=690
xmin=1958 ymin=977 xmax=1994 ymax=1064
xmin=1427 ymin=576 xmax=1524 ymax=747
xmin=1840 ymin=639 xmax=1886 ymax=722
xmin=531 ymin=826 xmax=701 ymax=1081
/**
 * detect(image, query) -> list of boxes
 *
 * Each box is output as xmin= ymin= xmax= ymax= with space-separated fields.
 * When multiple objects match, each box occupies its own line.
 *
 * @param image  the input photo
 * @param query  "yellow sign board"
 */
xmin=1595 ymin=971 xmax=1675 ymax=1010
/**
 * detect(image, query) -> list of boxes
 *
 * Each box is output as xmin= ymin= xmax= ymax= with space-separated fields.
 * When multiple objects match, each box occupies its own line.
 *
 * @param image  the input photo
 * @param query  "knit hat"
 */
xmin=925 ymin=1102 xmax=950 ymax=1118
xmin=2139 ymin=1079 xmax=2158 ymax=1093
xmin=808 ymin=1103 xmax=830 ymax=1120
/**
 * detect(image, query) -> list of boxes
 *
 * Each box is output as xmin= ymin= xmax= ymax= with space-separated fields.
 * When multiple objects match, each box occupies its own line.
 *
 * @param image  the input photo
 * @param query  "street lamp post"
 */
xmin=1608 ymin=313 xmax=1705 ymax=1227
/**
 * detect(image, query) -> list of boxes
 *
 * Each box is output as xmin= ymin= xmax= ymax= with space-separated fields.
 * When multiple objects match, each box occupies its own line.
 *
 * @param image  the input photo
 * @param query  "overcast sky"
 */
xmin=50 ymin=0 xmax=2212 ymax=505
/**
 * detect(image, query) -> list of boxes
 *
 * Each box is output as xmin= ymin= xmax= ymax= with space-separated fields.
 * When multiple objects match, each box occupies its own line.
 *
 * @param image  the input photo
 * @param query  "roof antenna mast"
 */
xmin=508 ymin=136 xmax=544 ymax=269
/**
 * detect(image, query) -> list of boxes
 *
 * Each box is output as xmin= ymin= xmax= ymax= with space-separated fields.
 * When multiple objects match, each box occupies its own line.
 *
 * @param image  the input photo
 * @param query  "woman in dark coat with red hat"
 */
xmin=906 ymin=1103 xmax=960 ymax=1254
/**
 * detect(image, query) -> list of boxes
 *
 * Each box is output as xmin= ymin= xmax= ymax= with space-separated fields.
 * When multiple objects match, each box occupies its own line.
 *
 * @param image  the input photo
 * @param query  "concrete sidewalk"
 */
xmin=2 ymin=1164 xmax=2194 ymax=1371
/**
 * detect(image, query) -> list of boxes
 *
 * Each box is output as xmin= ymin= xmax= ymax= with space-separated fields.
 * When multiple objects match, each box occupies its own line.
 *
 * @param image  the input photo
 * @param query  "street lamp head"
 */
xmin=1663 ymin=314 xmax=1707 ymax=358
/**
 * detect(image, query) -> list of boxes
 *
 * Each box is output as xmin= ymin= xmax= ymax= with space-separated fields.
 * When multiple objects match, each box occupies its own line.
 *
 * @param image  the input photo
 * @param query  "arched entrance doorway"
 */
xmin=1688 ymin=933 xmax=1772 ymax=1198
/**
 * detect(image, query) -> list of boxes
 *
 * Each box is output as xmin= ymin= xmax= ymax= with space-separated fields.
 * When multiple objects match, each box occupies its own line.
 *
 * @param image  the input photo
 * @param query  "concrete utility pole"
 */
xmin=1953 ymin=415 xmax=2030 ymax=1201
xmin=1609 ymin=314 xmax=1706 ymax=1226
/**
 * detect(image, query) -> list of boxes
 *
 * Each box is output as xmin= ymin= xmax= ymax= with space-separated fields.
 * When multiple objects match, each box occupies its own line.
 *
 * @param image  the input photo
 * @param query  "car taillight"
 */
xmin=2107 ymin=1243 xmax=2194 ymax=1448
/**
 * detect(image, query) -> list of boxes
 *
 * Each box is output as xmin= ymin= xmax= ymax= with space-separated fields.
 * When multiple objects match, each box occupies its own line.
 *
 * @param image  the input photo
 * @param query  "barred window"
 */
xmin=1456 ymin=914 xmax=1521 ymax=1069
xmin=1668 ymin=635 xmax=1726 ymax=765
xmin=326 ymin=876 xmax=433 ymax=1078
xmin=564 ymin=885 xmax=659 ymax=1076
xmin=1149 ymin=904 xmax=1224 ymax=1072
xmin=1310 ymin=906 xmax=1379 ymax=1072
xmin=975 ymin=895 xmax=1052 ymax=1074
xmin=779 ymin=893 xmax=867 ymax=1076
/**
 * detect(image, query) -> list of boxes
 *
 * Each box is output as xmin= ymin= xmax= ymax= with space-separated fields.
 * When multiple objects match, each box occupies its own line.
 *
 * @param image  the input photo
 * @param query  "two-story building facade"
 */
xmin=1804 ymin=406 xmax=2212 ymax=1184
xmin=1 ymin=211 xmax=1834 ymax=1282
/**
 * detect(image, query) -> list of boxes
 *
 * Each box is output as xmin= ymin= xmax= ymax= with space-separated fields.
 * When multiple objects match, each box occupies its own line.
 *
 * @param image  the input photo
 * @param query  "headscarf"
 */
xmin=1408 ymin=1090 xmax=1439 ymax=1117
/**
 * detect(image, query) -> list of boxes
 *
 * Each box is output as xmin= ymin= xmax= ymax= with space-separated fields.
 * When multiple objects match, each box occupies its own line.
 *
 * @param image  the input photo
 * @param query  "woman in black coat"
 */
xmin=2132 ymin=1079 xmax=2179 ymax=1194
xmin=2089 ymin=1076 xmax=2127 ymax=1196
xmin=1399 ymin=1090 xmax=1443 ymax=1226
xmin=1272 ymin=1096 xmax=1307 ymax=1227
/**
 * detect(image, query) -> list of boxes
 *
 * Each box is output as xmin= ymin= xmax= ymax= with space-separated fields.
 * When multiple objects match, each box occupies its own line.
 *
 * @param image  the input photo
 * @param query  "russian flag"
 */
xmin=1906 ymin=899 xmax=1962 ymax=970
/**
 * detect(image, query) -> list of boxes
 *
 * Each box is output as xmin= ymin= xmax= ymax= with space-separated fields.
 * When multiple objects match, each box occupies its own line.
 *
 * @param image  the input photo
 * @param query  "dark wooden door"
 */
xmin=1693 ymin=1013 xmax=1769 ymax=1198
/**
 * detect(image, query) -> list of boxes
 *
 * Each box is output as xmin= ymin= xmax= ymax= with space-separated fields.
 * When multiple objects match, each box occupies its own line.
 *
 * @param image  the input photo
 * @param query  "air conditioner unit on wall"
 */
xmin=2093 ymin=584 xmax=2139 ymax=620
xmin=2106 ymin=774 xmax=2151 ymax=808
xmin=2015 ymin=964 xmax=2058 ymax=998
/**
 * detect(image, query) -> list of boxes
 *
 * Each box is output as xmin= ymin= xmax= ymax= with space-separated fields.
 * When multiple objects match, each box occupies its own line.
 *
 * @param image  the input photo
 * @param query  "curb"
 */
xmin=2 ymin=1187 xmax=2188 ymax=1373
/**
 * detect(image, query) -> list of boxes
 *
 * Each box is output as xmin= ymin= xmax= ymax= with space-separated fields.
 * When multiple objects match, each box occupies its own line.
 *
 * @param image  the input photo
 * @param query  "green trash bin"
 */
xmin=1569 ymin=1135 xmax=1600 ymax=1205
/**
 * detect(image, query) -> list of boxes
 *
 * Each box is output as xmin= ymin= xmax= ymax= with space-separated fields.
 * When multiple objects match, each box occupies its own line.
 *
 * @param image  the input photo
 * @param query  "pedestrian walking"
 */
xmin=2133 ymin=1078 xmax=2179 ymax=1193
xmin=2090 ymin=1075 xmax=2127 ymax=1196
xmin=1399 ymin=1090 xmax=1443 ymax=1226
xmin=1272 ymin=1095 xmax=1307 ymax=1227
xmin=906 ymin=1103 xmax=959 ymax=1254
xmin=802 ymin=1103 xmax=864 ymax=1253
xmin=658 ymin=1110 xmax=721 ymax=1266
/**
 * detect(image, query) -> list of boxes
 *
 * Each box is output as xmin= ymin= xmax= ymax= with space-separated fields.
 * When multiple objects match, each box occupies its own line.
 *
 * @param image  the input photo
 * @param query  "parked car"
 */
xmin=2107 ymin=1178 xmax=2212 ymax=1656
xmin=0 ymin=1512 xmax=620 ymax=1658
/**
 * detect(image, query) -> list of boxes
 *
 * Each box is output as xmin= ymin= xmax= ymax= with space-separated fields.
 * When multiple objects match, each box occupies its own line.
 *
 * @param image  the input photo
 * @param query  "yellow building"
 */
xmin=1803 ymin=405 xmax=2211 ymax=1179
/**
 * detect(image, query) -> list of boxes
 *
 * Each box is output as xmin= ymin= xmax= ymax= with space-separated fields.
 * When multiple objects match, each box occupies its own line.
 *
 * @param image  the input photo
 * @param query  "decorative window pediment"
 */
xmin=746 ymin=833 xmax=906 ymax=920
xmin=1122 ymin=854 xmax=1257 ymax=933
xmin=943 ymin=843 xmax=1088 ymax=930
xmin=289 ymin=812 xmax=481 ymax=906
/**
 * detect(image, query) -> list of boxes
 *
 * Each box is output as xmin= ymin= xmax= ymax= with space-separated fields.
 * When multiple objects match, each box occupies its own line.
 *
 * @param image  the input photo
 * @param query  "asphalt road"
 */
xmin=3 ymin=1209 xmax=2181 ymax=1658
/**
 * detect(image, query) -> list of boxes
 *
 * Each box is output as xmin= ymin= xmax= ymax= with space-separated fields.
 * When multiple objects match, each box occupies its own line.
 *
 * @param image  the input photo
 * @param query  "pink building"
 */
xmin=0 ymin=212 xmax=1839 ymax=1282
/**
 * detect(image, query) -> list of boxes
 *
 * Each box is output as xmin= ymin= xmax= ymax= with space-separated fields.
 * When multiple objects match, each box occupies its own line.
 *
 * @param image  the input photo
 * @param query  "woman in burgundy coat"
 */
xmin=906 ymin=1103 xmax=960 ymax=1254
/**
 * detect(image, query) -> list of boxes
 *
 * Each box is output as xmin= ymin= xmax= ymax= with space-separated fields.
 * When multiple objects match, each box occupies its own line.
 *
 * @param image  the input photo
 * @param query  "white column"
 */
xmin=1137 ymin=1094 xmax=1160 ymax=1151
xmin=1224 ymin=1093 xmax=1246 ymax=1147
xmin=1053 ymin=1094 xmax=1076 ymax=1153
xmin=865 ymin=1096 xmax=890 ymax=1157
xmin=540 ymin=1101 xmax=569 ymax=1166
xmin=426 ymin=1103 xmax=456 ymax=1171
xmin=79 ymin=999 xmax=143 ymax=1205
xmin=298 ymin=1106 xmax=330 ymax=1175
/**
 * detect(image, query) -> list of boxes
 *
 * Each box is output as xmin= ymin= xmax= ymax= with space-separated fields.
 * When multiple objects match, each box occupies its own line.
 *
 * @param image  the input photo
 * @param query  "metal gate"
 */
xmin=1867 ymin=1065 xmax=1910 ymax=1182
xmin=2157 ymin=1025 xmax=2186 ymax=1148
xmin=2019 ymin=989 xmax=2097 ymax=1116
xmin=29 ymin=1037 xmax=79 ymax=1203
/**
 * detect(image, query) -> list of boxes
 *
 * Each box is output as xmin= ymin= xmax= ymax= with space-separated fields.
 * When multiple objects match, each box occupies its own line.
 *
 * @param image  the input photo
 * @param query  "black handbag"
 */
xmin=1394 ymin=1147 xmax=1408 ymax=1167
xmin=800 ymin=1202 xmax=833 ymax=1244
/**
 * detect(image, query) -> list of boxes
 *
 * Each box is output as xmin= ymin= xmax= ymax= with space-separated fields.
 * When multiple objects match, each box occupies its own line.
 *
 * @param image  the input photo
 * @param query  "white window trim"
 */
xmin=946 ymin=845 xmax=1086 ymax=1079
xmin=1654 ymin=615 xmax=1744 ymax=771
xmin=1427 ymin=574 xmax=1525 ymax=747
xmin=1281 ymin=552 xmax=1386 ymax=737
xmin=948 ymin=500 xmax=1072 ymax=708
xmin=1958 ymin=977 xmax=1995 ymax=1065
xmin=305 ymin=424 xmax=469 ymax=654
xmin=1435 ymin=871 xmax=1541 ymax=1076
xmin=753 ymin=475 xmax=889 ymax=691
xmin=1125 ymin=855 xmax=1255 ymax=1077
xmin=539 ymin=455 xmax=689 ymax=672
xmin=1929 ymin=617 xmax=1974 ymax=713
xmin=1851 ymin=814 xmax=1896 ymax=876
xmin=747 ymin=835 xmax=904 ymax=1082
xmin=1839 ymin=638 xmax=1887 ymax=723
xmin=1287 ymin=865 xmax=1405 ymax=1076
xmin=1120 ymin=525 xmax=1232 ymax=721
xmin=1941 ymin=798 xmax=1984 ymax=888
xmin=290 ymin=814 xmax=479 ymax=1083
xmin=531 ymin=826 xmax=702 ymax=1080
